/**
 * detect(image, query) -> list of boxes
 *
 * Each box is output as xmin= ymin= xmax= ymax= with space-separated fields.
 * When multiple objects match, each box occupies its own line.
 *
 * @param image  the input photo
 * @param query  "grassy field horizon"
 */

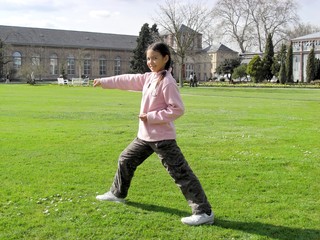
xmin=1 ymin=84 xmax=319 ymax=239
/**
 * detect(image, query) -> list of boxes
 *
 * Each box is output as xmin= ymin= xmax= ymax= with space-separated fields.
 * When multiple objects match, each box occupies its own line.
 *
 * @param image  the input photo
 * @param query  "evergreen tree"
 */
xmin=306 ymin=46 xmax=315 ymax=83
xmin=262 ymin=33 xmax=274 ymax=81
xmin=130 ymin=23 xmax=159 ymax=73
xmin=279 ymin=62 xmax=286 ymax=84
xmin=271 ymin=55 xmax=280 ymax=78
xmin=279 ymin=44 xmax=287 ymax=84
xmin=247 ymin=55 xmax=264 ymax=83
xmin=286 ymin=42 xmax=293 ymax=83
xmin=150 ymin=24 xmax=160 ymax=42
xmin=271 ymin=44 xmax=286 ymax=79
xmin=315 ymin=58 xmax=320 ymax=80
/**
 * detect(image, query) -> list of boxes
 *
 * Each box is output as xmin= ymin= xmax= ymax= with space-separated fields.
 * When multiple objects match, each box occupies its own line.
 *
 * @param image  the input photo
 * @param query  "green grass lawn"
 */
xmin=0 ymin=84 xmax=319 ymax=240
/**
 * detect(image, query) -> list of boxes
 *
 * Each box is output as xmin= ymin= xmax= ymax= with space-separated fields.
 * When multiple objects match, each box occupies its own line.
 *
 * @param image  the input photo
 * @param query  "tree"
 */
xmin=272 ymin=43 xmax=286 ymax=79
xmin=212 ymin=0 xmax=255 ymax=53
xmin=279 ymin=61 xmax=287 ymax=84
xmin=154 ymin=0 xmax=214 ymax=87
xmin=0 ymin=39 xmax=4 ymax=79
xmin=17 ymin=47 xmax=46 ymax=84
xmin=213 ymin=0 xmax=298 ymax=53
xmin=271 ymin=55 xmax=281 ymax=79
xmin=286 ymin=22 xmax=320 ymax=40
xmin=130 ymin=23 xmax=160 ymax=73
xmin=216 ymin=58 xmax=241 ymax=80
xmin=286 ymin=42 xmax=293 ymax=83
xmin=314 ymin=58 xmax=320 ymax=80
xmin=248 ymin=0 xmax=298 ymax=52
xmin=0 ymin=38 xmax=11 ymax=79
xmin=247 ymin=55 xmax=264 ymax=83
xmin=150 ymin=24 xmax=161 ymax=43
xmin=262 ymin=33 xmax=274 ymax=81
xmin=306 ymin=46 xmax=315 ymax=83
xmin=232 ymin=64 xmax=248 ymax=81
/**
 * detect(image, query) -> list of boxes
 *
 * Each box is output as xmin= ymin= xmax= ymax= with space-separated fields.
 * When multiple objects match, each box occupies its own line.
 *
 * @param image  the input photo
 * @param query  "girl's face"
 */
xmin=146 ymin=49 xmax=169 ymax=73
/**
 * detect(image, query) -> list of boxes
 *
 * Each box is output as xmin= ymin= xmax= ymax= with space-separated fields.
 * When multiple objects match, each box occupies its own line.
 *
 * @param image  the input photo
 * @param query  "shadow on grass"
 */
xmin=126 ymin=201 xmax=320 ymax=239
xmin=126 ymin=201 xmax=189 ymax=216
xmin=215 ymin=219 xmax=320 ymax=240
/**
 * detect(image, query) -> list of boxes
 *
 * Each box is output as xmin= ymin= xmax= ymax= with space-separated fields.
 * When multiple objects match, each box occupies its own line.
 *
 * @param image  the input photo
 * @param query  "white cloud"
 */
xmin=89 ymin=10 xmax=120 ymax=19
xmin=0 ymin=0 xmax=66 ymax=12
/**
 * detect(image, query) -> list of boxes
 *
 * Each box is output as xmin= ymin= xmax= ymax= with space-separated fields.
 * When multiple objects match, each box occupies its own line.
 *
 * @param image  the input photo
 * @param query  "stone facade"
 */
xmin=0 ymin=25 xmax=137 ymax=81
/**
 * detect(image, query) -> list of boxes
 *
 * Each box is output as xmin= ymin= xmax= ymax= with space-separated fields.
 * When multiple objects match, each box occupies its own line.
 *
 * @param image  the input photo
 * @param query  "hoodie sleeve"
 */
xmin=100 ymin=73 xmax=148 ymax=91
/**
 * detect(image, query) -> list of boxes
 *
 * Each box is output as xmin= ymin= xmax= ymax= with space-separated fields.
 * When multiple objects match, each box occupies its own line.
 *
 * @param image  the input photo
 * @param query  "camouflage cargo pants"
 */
xmin=110 ymin=137 xmax=212 ymax=215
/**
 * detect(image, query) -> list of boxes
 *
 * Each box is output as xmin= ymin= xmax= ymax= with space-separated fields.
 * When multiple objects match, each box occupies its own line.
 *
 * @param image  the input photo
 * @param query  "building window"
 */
xmin=67 ymin=55 xmax=75 ymax=75
xmin=99 ymin=56 xmax=107 ymax=76
xmin=13 ymin=52 xmax=22 ymax=69
xmin=83 ymin=54 xmax=91 ymax=76
xmin=50 ymin=54 xmax=58 ymax=75
xmin=31 ymin=54 xmax=40 ymax=66
xmin=114 ymin=56 xmax=121 ymax=75
xmin=186 ymin=64 xmax=194 ymax=79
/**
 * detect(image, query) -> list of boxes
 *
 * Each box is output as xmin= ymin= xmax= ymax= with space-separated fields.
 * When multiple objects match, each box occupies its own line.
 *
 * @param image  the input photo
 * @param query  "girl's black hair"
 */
xmin=147 ymin=42 xmax=172 ymax=83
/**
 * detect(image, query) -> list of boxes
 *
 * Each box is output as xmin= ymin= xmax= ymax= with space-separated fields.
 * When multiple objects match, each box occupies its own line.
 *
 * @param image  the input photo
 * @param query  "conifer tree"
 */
xmin=150 ymin=24 xmax=160 ymax=42
xmin=262 ymin=33 xmax=274 ymax=81
xmin=130 ymin=23 xmax=159 ymax=73
xmin=286 ymin=42 xmax=293 ymax=83
xmin=278 ymin=44 xmax=287 ymax=84
xmin=306 ymin=46 xmax=315 ymax=83
xmin=279 ymin=62 xmax=286 ymax=84
xmin=315 ymin=58 xmax=320 ymax=80
xmin=271 ymin=44 xmax=286 ymax=79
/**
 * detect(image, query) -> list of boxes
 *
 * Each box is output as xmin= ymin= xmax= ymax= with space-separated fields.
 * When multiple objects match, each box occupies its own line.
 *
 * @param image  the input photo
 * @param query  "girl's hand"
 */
xmin=93 ymin=79 xmax=101 ymax=87
xmin=139 ymin=113 xmax=148 ymax=122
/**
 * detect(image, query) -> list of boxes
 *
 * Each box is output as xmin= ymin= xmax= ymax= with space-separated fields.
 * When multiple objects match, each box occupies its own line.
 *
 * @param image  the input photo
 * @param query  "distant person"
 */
xmin=93 ymin=42 xmax=213 ymax=226
xmin=189 ymin=72 xmax=194 ymax=87
xmin=5 ymin=73 xmax=10 ymax=83
xmin=193 ymin=73 xmax=198 ymax=87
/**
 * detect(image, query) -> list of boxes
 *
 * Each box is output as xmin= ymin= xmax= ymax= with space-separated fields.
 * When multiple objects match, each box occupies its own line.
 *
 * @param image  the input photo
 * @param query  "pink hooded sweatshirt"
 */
xmin=100 ymin=71 xmax=185 ymax=142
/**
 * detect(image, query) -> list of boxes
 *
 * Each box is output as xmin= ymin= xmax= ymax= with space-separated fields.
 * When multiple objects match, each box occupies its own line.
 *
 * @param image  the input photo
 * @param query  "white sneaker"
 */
xmin=181 ymin=212 xmax=214 ymax=226
xmin=96 ymin=191 xmax=125 ymax=203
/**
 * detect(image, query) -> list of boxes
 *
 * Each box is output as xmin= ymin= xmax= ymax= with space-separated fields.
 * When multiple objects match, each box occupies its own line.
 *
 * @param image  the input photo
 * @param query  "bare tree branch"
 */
xmin=213 ymin=0 xmax=299 ymax=53
xmin=153 ymin=0 xmax=215 ymax=86
xmin=213 ymin=0 xmax=255 ymax=53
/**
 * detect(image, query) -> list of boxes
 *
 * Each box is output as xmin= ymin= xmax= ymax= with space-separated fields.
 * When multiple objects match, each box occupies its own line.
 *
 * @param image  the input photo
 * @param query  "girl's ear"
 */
xmin=164 ymin=55 xmax=169 ymax=63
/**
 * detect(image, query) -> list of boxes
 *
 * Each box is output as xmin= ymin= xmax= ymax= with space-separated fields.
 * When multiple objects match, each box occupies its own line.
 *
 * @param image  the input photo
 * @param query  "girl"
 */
xmin=93 ymin=42 xmax=213 ymax=226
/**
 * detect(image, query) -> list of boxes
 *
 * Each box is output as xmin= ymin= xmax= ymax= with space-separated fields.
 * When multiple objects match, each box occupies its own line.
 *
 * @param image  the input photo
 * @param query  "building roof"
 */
xmin=0 ymin=25 xmax=138 ymax=50
xmin=292 ymin=31 xmax=320 ymax=41
xmin=179 ymin=24 xmax=201 ymax=35
xmin=160 ymin=24 xmax=201 ymax=36
xmin=203 ymin=43 xmax=238 ymax=53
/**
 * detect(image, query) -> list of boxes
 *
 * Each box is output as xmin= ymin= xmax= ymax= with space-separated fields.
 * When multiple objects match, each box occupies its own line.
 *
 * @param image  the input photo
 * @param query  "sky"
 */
xmin=0 ymin=0 xmax=319 ymax=36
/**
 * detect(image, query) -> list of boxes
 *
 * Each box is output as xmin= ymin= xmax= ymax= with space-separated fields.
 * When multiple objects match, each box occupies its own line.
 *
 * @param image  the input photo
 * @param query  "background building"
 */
xmin=0 ymin=25 xmax=137 ymax=81
xmin=1 ymin=24 xmax=239 ymax=82
xmin=292 ymin=32 xmax=320 ymax=82
xmin=163 ymin=24 xmax=239 ymax=82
